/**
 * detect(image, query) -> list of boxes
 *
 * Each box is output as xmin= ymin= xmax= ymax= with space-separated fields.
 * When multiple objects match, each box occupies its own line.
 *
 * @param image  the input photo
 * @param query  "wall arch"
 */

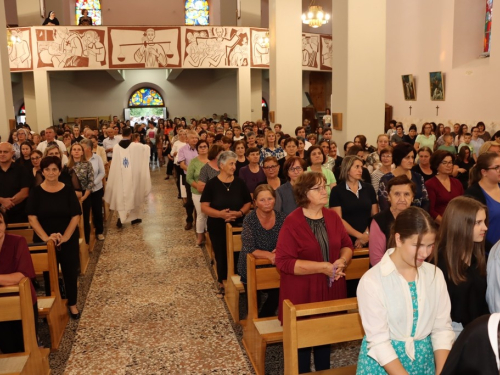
xmin=124 ymin=82 xmax=166 ymax=109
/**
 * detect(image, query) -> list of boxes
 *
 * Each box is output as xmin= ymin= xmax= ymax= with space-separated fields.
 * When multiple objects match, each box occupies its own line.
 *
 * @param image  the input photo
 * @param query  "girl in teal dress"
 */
xmin=356 ymin=207 xmax=455 ymax=375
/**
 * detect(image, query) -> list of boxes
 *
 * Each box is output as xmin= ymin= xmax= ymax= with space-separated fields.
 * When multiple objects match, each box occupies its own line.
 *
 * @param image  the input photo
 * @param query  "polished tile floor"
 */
xmin=60 ymin=167 xmax=253 ymax=374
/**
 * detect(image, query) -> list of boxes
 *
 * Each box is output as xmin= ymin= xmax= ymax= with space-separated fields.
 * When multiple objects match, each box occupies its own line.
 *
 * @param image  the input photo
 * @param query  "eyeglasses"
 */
xmin=440 ymin=161 xmax=453 ymax=166
xmin=263 ymin=165 xmax=278 ymax=170
xmin=381 ymin=154 xmax=392 ymax=158
xmin=198 ymin=146 xmax=208 ymax=149
xmin=289 ymin=166 xmax=303 ymax=172
xmin=31 ymin=157 xmax=41 ymax=161
xmin=310 ymin=185 xmax=327 ymax=192
xmin=487 ymin=165 xmax=500 ymax=172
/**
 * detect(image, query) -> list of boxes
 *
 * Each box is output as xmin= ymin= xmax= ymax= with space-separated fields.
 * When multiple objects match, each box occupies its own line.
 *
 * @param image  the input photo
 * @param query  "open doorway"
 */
xmin=125 ymin=87 xmax=168 ymax=126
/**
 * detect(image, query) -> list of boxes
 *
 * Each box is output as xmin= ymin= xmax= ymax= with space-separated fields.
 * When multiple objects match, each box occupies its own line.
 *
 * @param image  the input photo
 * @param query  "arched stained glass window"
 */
xmin=185 ymin=0 xmax=209 ymax=26
xmin=75 ymin=0 xmax=102 ymax=26
xmin=484 ymin=0 xmax=493 ymax=55
xmin=262 ymin=98 xmax=268 ymax=108
xmin=129 ymin=88 xmax=164 ymax=107
xmin=18 ymin=103 xmax=25 ymax=115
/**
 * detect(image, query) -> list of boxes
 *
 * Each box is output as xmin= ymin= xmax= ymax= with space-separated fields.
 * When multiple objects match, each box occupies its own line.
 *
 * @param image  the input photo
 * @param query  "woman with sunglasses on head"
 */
xmin=465 ymin=152 xmax=500 ymax=252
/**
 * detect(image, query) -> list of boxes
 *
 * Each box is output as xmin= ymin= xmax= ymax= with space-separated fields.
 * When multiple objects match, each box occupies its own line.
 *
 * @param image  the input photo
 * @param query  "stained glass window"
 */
xmin=484 ymin=0 xmax=493 ymax=55
xmin=18 ymin=104 xmax=25 ymax=115
xmin=185 ymin=0 xmax=209 ymax=26
xmin=262 ymin=99 xmax=267 ymax=108
xmin=75 ymin=0 xmax=102 ymax=26
xmin=129 ymin=88 xmax=165 ymax=107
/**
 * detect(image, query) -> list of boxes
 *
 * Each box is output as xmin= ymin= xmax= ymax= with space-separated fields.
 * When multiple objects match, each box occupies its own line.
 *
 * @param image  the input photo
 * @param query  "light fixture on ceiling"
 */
xmin=302 ymin=0 xmax=330 ymax=28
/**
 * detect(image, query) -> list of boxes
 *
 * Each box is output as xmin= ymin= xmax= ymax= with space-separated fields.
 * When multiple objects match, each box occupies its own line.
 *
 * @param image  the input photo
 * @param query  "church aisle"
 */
xmin=63 ymin=167 xmax=252 ymax=374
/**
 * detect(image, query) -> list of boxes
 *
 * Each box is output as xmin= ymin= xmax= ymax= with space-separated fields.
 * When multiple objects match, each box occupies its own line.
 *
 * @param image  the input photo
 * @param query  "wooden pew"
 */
xmin=6 ymin=223 xmax=32 ymax=229
xmin=30 ymin=241 xmax=69 ymax=351
xmin=282 ymin=298 xmax=364 ymax=375
xmin=0 ymin=278 xmax=51 ymax=375
xmin=243 ymin=250 xmax=370 ymax=375
xmin=205 ymin=232 xmax=218 ymax=280
xmin=224 ymin=223 xmax=243 ymax=324
xmin=6 ymin=229 xmax=34 ymax=244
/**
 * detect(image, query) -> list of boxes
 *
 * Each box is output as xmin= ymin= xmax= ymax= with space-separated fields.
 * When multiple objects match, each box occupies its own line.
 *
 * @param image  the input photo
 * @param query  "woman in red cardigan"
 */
xmin=275 ymin=171 xmax=353 ymax=373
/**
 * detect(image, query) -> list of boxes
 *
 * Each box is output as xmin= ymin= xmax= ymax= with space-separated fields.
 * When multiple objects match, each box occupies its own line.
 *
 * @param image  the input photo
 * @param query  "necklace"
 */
xmin=220 ymin=177 xmax=234 ymax=191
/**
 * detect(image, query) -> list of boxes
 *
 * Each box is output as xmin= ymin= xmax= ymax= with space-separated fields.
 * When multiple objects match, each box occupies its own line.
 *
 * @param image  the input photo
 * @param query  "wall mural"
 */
xmin=183 ymin=27 xmax=249 ymax=68
xmin=8 ymin=26 xmax=332 ymax=72
xmin=302 ymin=33 xmax=320 ymax=69
xmin=250 ymin=28 xmax=270 ymax=68
xmin=320 ymin=35 xmax=332 ymax=71
xmin=108 ymin=27 xmax=181 ymax=69
xmin=35 ymin=27 xmax=106 ymax=68
xmin=8 ymin=28 xmax=33 ymax=71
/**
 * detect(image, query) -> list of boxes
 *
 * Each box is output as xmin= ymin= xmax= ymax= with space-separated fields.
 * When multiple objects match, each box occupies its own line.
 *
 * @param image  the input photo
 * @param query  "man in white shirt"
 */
xmin=102 ymin=127 xmax=120 ymax=161
xmin=37 ymin=126 xmax=68 ymax=154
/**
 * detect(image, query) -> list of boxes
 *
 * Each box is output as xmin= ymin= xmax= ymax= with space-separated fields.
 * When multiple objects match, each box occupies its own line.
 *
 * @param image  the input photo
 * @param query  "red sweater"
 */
xmin=275 ymin=207 xmax=353 ymax=322
xmin=425 ymin=176 xmax=464 ymax=219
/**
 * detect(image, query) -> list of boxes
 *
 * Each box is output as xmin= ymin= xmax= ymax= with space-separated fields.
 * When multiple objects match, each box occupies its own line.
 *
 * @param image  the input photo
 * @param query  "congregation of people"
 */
xmin=2 ymin=114 xmax=500 ymax=374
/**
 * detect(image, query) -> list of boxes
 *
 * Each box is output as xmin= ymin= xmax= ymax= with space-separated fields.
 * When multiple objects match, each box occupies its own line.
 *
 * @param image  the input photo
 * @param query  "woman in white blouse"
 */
xmin=356 ymin=207 xmax=455 ymax=375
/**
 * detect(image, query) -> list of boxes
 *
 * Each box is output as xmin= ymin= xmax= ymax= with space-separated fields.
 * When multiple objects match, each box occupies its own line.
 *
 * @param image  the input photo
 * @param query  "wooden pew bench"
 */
xmin=282 ymin=298 xmax=364 ymax=375
xmin=224 ymin=223 xmax=243 ymax=324
xmin=30 ymin=241 xmax=69 ymax=351
xmin=243 ymin=249 xmax=370 ymax=375
xmin=0 ymin=278 xmax=51 ymax=375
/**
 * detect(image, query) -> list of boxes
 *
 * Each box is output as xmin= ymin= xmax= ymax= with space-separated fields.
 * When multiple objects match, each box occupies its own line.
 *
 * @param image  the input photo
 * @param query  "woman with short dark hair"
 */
xmin=275 ymin=156 xmax=306 ymax=216
xmin=276 ymin=171 xmax=353 ymax=373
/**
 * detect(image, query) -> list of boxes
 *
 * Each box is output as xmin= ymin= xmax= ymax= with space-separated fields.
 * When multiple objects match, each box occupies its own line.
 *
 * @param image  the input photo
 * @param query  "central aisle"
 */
xmin=64 ymin=168 xmax=252 ymax=374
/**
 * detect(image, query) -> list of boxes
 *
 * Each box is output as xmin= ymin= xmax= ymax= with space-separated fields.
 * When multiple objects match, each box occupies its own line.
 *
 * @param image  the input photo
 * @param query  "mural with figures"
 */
xmin=250 ymin=28 xmax=270 ymax=68
xmin=184 ymin=27 xmax=249 ymax=68
xmin=302 ymin=33 xmax=320 ymax=69
xmin=320 ymin=35 xmax=332 ymax=70
xmin=34 ymin=27 xmax=106 ymax=68
xmin=8 ymin=28 xmax=32 ymax=71
xmin=8 ymin=26 xmax=332 ymax=72
xmin=108 ymin=27 xmax=181 ymax=69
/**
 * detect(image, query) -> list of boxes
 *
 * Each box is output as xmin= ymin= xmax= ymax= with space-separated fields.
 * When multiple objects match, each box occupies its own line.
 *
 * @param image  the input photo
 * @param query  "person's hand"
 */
xmin=80 ymin=196 xmax=87 ymax=203
xmin=354 ymin=239 xmax=364 ymax=249
xmin=332 ymin=258 xmax=347 ymax=280
xmin=269 ymin=249 xmax=276 ymax=265
xmin=321 ymin=262 xmax=336 ymax=278
xmin=458 ymin=168 xmax=466 ymax=174
xmin=58 ymin=233 xmax=70 ymax=245
xmin=46 ymin=233 xmax=60 ymax=244
xmin=0 ymin=197 xmax=15 ymax=209
xmin=219 ymin=209 xmax=237 ymax=222
xmin=197 ymin=181 xmax=206 ymax=193
xmin=357 ymin=233 xmax=369 ymax=246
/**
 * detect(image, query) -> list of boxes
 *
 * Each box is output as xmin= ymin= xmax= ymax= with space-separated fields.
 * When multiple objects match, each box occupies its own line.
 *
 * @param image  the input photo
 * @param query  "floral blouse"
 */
xmin=73 ymin=161 xmax=95 ymax=192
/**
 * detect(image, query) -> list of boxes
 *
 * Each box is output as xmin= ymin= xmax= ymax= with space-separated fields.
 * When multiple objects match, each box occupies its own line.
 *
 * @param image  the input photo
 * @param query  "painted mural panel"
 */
xmin=8 ymin=28 xmax=33 ymax=71
xmin=250 ymin=28 xmax=270 ymax=68
xmin=320 ymin=35 xmax=332 ymax=70
xmin=183 ymin=27 xmax=249 ymax=68
xmin=34 ymin=27 xmax=107 ymax=69
xmin=302 ymin=33 xmax=320 ymax=69
xmin=108 ymin=27 xmax=181 ymax=69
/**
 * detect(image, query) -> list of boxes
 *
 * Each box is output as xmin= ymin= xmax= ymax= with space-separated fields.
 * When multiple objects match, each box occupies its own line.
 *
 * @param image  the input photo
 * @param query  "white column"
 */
xmin=251 ymin=70 xmax=263 ymax=122
xmin=16 ymin=0 xmax=42 ymax=26
xmin=237 ymin=0 xmax=261 ymax=27
xmin=22 ymin=72 xmax=39 ymax=132
xmin=33 ymin=70 xmax=54 ymax=129
xmin=269 ymin=0 xmax=302 ymax=135
xmin=0 ymin=0 xmax=15 ymax=140
xmin=237 ymin=68 xmax=252 ymax=123
xmin=331 ymin=0 xmax=386 ymax=146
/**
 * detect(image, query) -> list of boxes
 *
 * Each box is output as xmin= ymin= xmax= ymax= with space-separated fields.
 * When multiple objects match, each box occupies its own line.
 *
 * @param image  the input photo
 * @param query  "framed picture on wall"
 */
xmin=429 ymin=71 xmax=445 ymax=101
xmin=401 ymin=74 xmax=416 ymax=101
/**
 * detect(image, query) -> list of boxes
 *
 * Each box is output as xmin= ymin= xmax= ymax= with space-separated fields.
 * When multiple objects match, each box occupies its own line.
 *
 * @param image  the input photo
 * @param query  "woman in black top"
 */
xmin=402 ymin=124 xmax=418 ymax=146
xmin=412 ymin=146 xmax=435 ymax=182
xmin=233 ymin=140 xmax=248 ymax=177
xmin=42 ymin=11 xmax=59 ymax=25
xmin=201 ymin=151 xmax=252 ymax=297
xmin=345 ymin=145 xmax=371 ymax=184
xmin=26 ymin=156 xmax=82 ymax=319
xmin=454 ymin=145 xmax=475 ymax=190
xmin=330 ymin=155 xmax=378 ymax=248
xmin=436 ymin=196 xmax=489 ymax=338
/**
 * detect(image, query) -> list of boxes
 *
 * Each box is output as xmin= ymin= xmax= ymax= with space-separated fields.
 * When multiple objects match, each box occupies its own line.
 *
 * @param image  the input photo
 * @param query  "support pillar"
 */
xmin=237 ymin=0 xmax=261 ymax=27
xmin=16 ymin=0 xmax=42 ymax=26
xmin=0 ymin=0 xmax=15 ymax=140
xmin=269 ymin=0 xmax=302 ymax=134
xmin=33 ymin=70 xmax=53 ymax=129
xmin=251 ymin=70 xmax=263 ymax=122
xmin=237 ymin=68 xmax=252 ymax=123
xmin=331 ymin=0 xmax=386 ymax=146
xmin=22 ymin=72 xmax=38 ymax=132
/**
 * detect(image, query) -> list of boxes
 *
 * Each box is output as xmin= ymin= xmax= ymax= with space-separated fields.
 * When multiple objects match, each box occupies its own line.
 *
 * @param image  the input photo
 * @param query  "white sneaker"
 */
xmin=97 ymin=234 xmax=105 ymax=241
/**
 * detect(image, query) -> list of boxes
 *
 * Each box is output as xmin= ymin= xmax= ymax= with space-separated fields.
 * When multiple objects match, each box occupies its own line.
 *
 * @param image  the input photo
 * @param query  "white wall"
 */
xmin=386 ymin=0 xmax=500 ymax=134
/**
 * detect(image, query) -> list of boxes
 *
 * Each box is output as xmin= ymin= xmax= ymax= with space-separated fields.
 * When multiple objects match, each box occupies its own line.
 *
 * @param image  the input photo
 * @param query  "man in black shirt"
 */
xmin=0 ymin=142 xmax=30 ymax=223
xmin=72 ymin=125 xmax=84 ymax=143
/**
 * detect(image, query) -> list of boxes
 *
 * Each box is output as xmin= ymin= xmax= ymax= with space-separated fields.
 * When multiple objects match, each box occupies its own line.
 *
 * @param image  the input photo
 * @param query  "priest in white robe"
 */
xmin=104 ymin=127 xmax=151 ymax=226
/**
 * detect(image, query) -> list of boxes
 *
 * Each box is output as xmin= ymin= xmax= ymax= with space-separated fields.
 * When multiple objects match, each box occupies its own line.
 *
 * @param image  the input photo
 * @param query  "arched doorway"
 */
xmin=17 ymin=103 xmax=26 ymax=124
xmin=125 ymin=87 xmax=167 ymax=126
xmin=262 ymin=98 xmax=268 ymax=121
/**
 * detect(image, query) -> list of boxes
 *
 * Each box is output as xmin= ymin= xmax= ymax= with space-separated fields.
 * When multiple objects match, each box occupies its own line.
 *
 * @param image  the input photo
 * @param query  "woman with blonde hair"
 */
xmin=259 ymin=130 xmax=285 ymax=165
xmin=437 ymin=196 xmax=489 ymax=337
xmin=366 ymin=134 xmax=390 ymax=173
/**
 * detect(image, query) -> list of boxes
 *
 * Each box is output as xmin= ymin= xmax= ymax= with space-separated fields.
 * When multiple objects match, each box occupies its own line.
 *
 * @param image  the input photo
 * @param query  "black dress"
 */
xmin=412 ymin=164 xmax=435 ymax=182
xmin=200 ymin=177 xmax=252 ymax=283
xmin=26 ymin=184 xmax=82 ymax=306
xmin=42 ymin=17 xmax=59 ymax=25
xmin=454 ymin=158 xmax=475 ymax=190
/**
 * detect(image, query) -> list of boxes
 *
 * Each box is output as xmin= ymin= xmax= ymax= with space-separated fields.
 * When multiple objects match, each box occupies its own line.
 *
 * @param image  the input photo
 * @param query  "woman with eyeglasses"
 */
xmin=30 ymin=150 xmax=42 ymax=178
xmin=465 ymin=152 xmax=500 ymax=251
xmin=186 ymin=140 xmax=210 ymax=246
xmin=275 ymin=156 xmax=306 ymax=216
xmin=414 ymin=123 xmax=437 ymax=152
xmin=258 ymin=156 xmax=285 ymax=190
xmin=307 ymin=145 xmax=337 ymax=205
xmin=276 ymin=171 xmax=353 ymax=373
xmin=425 ymin=151 xmax=463 ymax=225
